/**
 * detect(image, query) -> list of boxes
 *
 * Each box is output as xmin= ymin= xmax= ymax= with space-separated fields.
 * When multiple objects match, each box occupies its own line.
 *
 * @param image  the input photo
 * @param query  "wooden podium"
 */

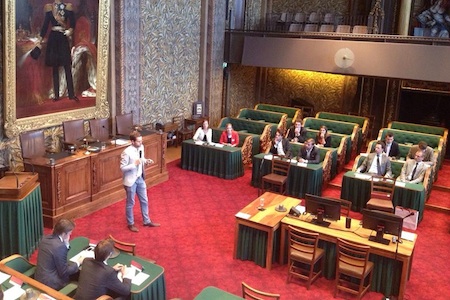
xmin=0 ymin=172 xmax=39 ymax=199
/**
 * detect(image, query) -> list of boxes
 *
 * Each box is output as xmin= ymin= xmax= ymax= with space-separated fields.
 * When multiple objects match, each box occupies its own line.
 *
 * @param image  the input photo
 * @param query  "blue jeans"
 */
xmin=125 ymin=176 xmax=151 ymax=225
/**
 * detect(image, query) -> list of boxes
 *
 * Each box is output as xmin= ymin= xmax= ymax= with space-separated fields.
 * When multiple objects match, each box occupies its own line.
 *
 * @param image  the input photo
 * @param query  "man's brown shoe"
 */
xmin=143 ymin=222 xmax=160 ymax=227
xmin=128 ymin=224 xmax=139 ymax=232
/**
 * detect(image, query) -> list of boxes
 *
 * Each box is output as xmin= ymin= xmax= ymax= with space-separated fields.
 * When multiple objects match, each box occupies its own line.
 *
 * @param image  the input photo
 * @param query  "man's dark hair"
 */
xmin=386 ymin=132 xmax=394 ymax=138
xmin=376 ymin=140 xmax=385 ymax=150
xmin=276 ymin=128 xmax=284 ymax=136
xmin=129 ymin=130 xmax=142 ymax=142
xmin=418 ymin=141 xmax=428 ymax=150
xmin=53 ymin=219 xmax=75 ymax=236
xmin=95 ymin=239 xmax=114 ymax=262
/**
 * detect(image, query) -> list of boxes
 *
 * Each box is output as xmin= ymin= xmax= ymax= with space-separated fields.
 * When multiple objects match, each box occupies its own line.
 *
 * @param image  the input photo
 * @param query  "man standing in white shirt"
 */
xmin=120 ymin=131 xmax=159 ymax=232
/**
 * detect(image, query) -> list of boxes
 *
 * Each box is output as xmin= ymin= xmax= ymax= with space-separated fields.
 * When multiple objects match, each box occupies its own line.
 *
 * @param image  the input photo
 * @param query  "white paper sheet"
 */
xmin=3 ymin=285 xmax=25 ymax=299
xmin=297 ymin=162 xmax=307 ymax=167
xmin=401 ymin=231 xmax=416 ymax=241
xmin=355 ymin=173 xmax=371 ymax=180
xmin=70 ymin=246 xmax=95 ymax=263
xmin=395 ymin=181 xmax=406 ymax=187
xmin=113 ymin=139 xmax=130 ymax=145
xmin=0 ymin=271 xmax=10 ymax=284
xmin=132 ymin=271 xmax=150 ymax=286
xmin=263 ymin=154 xmax=273 ymax=160
xmin=235 ymin=212 xmax=251 ymax=219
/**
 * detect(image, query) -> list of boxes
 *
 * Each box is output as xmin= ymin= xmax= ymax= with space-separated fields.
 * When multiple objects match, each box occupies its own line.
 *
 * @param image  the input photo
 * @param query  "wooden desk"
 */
xmin=341 ymin=171 xmax=425 ymax=222
xmin=234 ymin=192 xmax=301 ymax=269
xmin=0 ymin=263 xmax=72 ymax=300
xmin=0 ymin=183 xmax=43 ymax=259
xmin=251 ymin=154 xmax=324 ymax=197
xmin=24 ymin=132 xmax=168 ymax=227
xmin=279 ymin=215 xmax=416 ymax=299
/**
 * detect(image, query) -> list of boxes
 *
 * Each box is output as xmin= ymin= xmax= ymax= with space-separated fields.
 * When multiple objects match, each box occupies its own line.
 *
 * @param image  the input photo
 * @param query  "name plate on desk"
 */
xmin=0 ymin=172 xmax=38 ymax=198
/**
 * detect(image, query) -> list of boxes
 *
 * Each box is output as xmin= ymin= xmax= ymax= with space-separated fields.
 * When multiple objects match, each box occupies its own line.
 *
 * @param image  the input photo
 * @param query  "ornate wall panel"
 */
xmin=228 ymin=64 xmax=258 ymax=118
xmin=139 ymin=0 xmax=201 ymax=126
xmin=272 ymin=0 xmax=349 ymax=15
xmin=265 ymin=69 xmax=358 ymax=113
xmin=209 ymin=1 xmax=227 ymax=127
xmin=119 ymin=0 xmax=141 ymax=119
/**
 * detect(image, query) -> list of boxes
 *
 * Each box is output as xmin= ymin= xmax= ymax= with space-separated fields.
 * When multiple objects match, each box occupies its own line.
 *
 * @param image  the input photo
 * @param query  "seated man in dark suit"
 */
xmin=286 ymin=119 xmax=307 ymax=143
xmin=384 ymin=132 xmax=400 ymax=158
xmin=297 ymin=138 xmax=320 ymax=164
xmin=356 ymin=141 xmax=392 ymax=177
xmin=35 ymin=219 xmax=83 ymax=290
xmin=270 ymin=128 xmax=292 ymax=158
xmin=75 ymin=239 xmax=132 ymax=300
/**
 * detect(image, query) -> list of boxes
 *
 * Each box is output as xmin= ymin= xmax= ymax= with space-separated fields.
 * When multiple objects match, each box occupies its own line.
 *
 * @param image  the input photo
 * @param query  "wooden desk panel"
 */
xmin=24 ymin=132 xmax=168 ymax=227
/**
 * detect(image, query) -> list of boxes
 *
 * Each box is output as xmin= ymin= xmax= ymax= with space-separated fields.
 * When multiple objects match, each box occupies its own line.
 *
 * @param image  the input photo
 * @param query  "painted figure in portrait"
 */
xmin=15 ymin=0 xmax=99 ymax=118
xmin=417 ymin=0 xmax=450 ymax=37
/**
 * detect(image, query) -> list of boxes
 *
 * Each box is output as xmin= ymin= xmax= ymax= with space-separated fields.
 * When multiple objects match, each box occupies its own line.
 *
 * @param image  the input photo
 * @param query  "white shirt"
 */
xmin=368 ymin=155 xmax=381 ymax=174
xmin=276 ymin=141 xmax=285 ymax=156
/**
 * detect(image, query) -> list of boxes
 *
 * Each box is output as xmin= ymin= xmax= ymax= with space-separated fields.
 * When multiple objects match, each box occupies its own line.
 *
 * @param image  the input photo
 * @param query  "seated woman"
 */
xmin=219 ymin=123 xmax=239 ymax=147
xmin=193 ymin=120 xmax=212 ymax=143
xmin=315 ymin=125 xmax=331 ymax=147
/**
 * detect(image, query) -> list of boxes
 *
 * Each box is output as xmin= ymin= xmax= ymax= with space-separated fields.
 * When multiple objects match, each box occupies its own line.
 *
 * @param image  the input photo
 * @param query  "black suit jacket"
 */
xmin=35 ymin=234 xmax=79 ymax=290
xmin=74 ymin=258 xmax=131 ymax=300
xmin=297 ymin=145 xmax=321 ymax=164
xmin=270 ymin=138 xmax=292 ymax=158
xmin=385 ymin=141 xmax=400 ymax=158
xmin=286 ymin=126 xmax=307 ymax=143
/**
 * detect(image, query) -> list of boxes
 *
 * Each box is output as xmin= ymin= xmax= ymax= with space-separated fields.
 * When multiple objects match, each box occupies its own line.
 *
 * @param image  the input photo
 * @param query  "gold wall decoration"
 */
xmin=265 ymin=69 xmax=358 ymax=113
xmin=3 ymin=0 xmax=110 ymax=138
xmin=272 ymin=0 xmax=348 ymax=15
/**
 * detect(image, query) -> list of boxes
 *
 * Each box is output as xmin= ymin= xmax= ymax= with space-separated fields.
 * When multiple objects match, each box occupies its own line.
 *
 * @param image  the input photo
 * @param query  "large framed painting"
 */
xmin=3 ymin=0 xmax=110 ymax=138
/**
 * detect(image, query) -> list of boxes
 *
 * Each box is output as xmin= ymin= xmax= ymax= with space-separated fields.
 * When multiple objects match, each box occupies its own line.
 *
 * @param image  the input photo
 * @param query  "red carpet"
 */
xmin=31 ymin=160 xmax=450 ymax=299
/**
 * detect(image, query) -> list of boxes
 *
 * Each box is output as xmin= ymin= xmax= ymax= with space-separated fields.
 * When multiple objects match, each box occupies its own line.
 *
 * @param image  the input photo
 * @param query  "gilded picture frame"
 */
xmin=3 ymin=0 xmax=110 ymax=138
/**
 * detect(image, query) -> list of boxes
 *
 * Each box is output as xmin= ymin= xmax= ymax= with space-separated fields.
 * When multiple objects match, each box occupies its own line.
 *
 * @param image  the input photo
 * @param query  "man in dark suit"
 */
xmin=384 ymin=132 xmax=400 ymax=158
xmin=74 ymin=239 xmax=132 ymax=300
xmin=357 ymin=141 xmax=392 ymax=177
xmin=270 ymin=128 xmax=292 ymax=158
xmin=297 ymin=138 xmax=320 ymax=164
xmin=286 ymin=119 xmax=307 ymax=143
xmin=35 ymin=219 xmax=83 ymax=290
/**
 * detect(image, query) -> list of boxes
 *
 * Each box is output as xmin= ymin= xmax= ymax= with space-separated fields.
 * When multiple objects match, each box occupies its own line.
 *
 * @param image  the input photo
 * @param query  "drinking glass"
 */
xmin=259 ymin=197 xmax=265 ymax=208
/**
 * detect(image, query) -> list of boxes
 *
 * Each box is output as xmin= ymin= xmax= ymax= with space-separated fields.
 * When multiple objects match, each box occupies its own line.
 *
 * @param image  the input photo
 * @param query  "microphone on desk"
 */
xmin=10 ymin=157 xmax=19 ymax=188
xmin=23 ymin=158 xmax=36 ymax=175
xmin=139 ymin=150 xmax=142 ymax=158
